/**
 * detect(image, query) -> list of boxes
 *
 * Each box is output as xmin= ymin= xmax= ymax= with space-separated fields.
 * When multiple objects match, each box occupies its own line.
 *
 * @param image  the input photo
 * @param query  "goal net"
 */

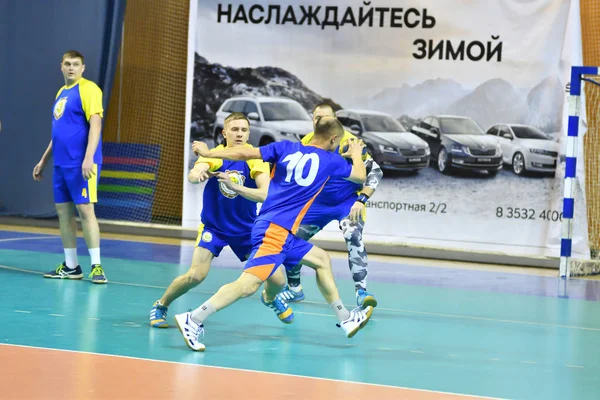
xmin=562 ymin=72 xmax=600 ymax=277
xmin=95 ymin=0 xmax=189 ymax=226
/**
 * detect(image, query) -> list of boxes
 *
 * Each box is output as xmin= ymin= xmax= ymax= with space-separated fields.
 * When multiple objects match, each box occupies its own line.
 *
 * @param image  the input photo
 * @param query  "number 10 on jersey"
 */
xmin=282 ymin=152 xmax=320 ymax=187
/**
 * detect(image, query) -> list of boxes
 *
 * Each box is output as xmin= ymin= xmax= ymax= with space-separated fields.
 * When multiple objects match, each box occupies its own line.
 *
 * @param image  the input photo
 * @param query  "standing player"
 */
xmin=278 ymin=104 xmax=383 ymax=309
xmin=149 ymin=112 xmax=273 ymax=328
xmin=174 ymin=116 xmax=373 ymax=351
xmin=33 ymin=50 xmax=107 ymax=284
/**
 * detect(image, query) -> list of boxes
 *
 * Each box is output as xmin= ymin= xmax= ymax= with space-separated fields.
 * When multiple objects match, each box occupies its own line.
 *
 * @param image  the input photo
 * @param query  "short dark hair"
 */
xmin=62 ymin=50 xmax=84 ymax=64
xmin=314 ymin=115 xmax=343 ymax=139
xmin=312 ymin=103 xmax=335 ymax=114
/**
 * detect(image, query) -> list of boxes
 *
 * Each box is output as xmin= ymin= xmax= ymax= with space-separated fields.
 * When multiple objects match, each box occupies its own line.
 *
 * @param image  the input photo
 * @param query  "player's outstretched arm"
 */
xmin=211 ymin=170 xmax=270 ymax=203
xmin=188 ymin=162 xmax=210 ymax=184
xmin=193 ymin=141 xmax=262 ymax=161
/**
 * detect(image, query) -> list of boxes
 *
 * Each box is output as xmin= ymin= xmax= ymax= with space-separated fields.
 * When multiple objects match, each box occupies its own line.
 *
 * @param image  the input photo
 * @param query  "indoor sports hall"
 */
xmin=2 ymin=1 xmax=600 ymax=400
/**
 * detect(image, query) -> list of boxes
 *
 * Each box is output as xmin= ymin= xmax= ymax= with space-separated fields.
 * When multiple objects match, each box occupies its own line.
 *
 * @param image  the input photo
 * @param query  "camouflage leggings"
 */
xmin=286 ymin=217 xmax=368 ymax=291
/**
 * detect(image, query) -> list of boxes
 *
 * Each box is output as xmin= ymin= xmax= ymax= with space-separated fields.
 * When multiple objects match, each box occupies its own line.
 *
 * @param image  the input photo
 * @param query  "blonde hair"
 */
xmin=224 ymin=112 xmax=249 ymax=129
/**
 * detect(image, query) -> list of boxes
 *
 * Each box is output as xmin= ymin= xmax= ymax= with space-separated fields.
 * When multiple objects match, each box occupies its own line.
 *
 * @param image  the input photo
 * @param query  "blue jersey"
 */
xmin=197 ymin=145 xmax=270 ymax=236
xmin=52 ymin=78 xmax=104 ymax=167
xmin=302 ymin=130 xmax=369 ymax=206
xmin=258 ymin=141 xmax=353 ymax=234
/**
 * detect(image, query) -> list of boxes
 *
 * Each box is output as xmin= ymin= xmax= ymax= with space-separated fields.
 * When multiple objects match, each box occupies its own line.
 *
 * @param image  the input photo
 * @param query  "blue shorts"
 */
xmin=301 ymin=196 xmax=360 ymax=229
xmin=53 ymin=164 xmax=101 ymax=205
xmin=196 ymin=224 xmax=252 ymax=262
xmin=243 ymin=221 xmax=314 ymax=281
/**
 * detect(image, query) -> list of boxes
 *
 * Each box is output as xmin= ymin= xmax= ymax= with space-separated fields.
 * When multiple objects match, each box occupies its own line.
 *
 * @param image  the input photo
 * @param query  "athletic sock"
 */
xmin=331 ymin=299 xmax=351 ymax=322
xmin=191 ymin=301 xmax=216 ymax=324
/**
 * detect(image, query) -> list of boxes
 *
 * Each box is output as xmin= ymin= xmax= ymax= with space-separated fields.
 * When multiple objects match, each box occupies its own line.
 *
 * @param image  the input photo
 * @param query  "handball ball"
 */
xmin=341 ymin=140 xmax=368 ymax=161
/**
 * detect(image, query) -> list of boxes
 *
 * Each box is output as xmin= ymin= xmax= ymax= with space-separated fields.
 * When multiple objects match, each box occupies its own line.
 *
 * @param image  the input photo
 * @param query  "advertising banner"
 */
xmin=183 ymin=0 xmax=588 ymax=259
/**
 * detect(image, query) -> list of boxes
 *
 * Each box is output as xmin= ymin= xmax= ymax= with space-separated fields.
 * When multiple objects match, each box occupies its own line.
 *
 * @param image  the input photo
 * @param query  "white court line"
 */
xmin=0 ymin=342 xmax=505 ymax=399
xmin=14 ymin=310 xmax=31 ymax=314
xmin=294 ymin=311 xmax=332 ymax=318
xmin=0 ymin=236 xmax=58 ymax=242
xmin=2 ymin=263 xmax=600 ymax=333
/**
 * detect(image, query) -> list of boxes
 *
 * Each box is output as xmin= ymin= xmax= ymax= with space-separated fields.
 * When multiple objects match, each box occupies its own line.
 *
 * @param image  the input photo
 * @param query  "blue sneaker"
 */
xmin=356 ymin=288 xmax=377 ymax=309
xmin=261 ymin=290 xmax=294 ymax=324
xmin=43 ymin=262 xmax=83 ymax=280
xmin=88 ymin=264 xmax=107 ymax=284
xmin=150 ymin=300 xmax=169 ymax=328
xmin=277 ymin=285 xmax=305 ymax=303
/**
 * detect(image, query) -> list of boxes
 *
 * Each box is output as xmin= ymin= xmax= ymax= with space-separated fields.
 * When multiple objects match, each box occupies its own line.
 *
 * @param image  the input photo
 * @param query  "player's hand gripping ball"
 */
xmin=340 ymin=138 xmax=368 ymax=161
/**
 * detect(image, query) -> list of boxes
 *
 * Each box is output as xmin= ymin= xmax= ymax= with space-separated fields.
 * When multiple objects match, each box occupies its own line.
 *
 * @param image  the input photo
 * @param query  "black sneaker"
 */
xmin=43 ymin=262 xmax=83 ymax=279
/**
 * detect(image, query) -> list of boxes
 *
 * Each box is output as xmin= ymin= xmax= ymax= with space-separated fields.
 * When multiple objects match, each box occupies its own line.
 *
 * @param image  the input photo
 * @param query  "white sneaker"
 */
xmin=174 ymin=312 xmax=206 ymax=351
xmin=338 ymin=306 xmax=373 ymax=338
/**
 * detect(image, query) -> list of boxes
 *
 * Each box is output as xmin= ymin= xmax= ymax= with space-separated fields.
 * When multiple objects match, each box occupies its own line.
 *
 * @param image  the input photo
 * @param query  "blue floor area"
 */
xmin=2 ymin=229 xmax=600 ymax=399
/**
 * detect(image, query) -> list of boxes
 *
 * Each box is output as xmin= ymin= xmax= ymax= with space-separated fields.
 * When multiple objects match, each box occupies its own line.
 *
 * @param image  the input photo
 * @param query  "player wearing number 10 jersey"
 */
xmin=173 ymin=116 xmax=374 ymax=351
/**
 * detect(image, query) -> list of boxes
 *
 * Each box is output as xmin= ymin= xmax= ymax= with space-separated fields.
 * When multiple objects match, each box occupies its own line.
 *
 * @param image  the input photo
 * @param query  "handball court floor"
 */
xmin=1 ymin=225 xmax=600 ymax=400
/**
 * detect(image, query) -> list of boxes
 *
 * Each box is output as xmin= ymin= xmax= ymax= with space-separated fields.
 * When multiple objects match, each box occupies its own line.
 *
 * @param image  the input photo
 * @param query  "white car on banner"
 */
xmin=212 ymin=96 xmax=313 ymax=146
xmin=336 ymin=109 xmax=430 ymax=172
xmin=486 ymin=124 xmax=560 ymax=176
xmin=411 ymin=115 xmax=503 ymax=176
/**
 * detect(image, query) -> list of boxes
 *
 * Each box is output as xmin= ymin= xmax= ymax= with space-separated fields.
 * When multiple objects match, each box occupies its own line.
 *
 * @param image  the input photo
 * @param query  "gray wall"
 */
xmin=0 ymin=0 xmax=125 ymax=217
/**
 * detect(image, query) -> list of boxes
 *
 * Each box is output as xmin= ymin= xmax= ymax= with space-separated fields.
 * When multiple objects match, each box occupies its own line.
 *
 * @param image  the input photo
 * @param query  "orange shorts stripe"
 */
xmin=253 ymin=223 xmax=288 ymax=259
xmin=291 ymin=178 xmax=329 ymax=234
xmin=244 ymin=263 xmax=277 ymax=281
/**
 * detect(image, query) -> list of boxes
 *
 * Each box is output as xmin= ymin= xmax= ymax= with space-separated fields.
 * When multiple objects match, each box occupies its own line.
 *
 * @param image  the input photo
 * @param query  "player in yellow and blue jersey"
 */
xmin=173 ymin=116 xmax=373 ymax=352
xmin=149 ymin=113 xmax=272 ymax=328
xmin=33 ymin=50 xmax=107 ymax=284
xmin=278 ymin=103 xmax=384 ymax=309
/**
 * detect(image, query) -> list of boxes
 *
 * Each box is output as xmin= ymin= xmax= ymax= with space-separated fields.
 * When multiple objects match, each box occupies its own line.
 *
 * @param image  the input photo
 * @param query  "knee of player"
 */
xmin=269 ymin=266 xmax=287 ymax=286
xmin=55 ymin=204 xmax=75 ymax=218
xmin=239 ymin=280 xmax=261 ymax=297
xmin=186 ymin=267 xmax=208 ymax=285
xmin=76 ymin=205 xmax=97 ymax=220
xmin=314 ymin=249 xmax=332 ymax=270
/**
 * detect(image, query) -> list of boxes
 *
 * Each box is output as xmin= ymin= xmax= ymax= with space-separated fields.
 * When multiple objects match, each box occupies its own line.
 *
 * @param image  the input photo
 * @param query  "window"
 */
xmin=259 ymin=101 xmax=311 ymax=121
xmin=487 ymin=126 xmax=499 ymax=136
xmin=222 ymin=101 xmax=234 ymax=113
xmin=498 ymin=126 xmax=513 ymax=139
xmin=360 ymin=114 xmax=406 ymax=132
xmin=231 ymin=101 xmax=246 ymax=113
xmin=511 ymin=126 xmax=551 ymax=140
xmin=337 ymin=116 xmax=349 ymax=126
xmin=244 ymin=101 xmax=259 ymax=115
xmin=346 ymin=115 xmax=362 ymax=129
xmin=439 ymin=118 xmax=485 ymax=135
